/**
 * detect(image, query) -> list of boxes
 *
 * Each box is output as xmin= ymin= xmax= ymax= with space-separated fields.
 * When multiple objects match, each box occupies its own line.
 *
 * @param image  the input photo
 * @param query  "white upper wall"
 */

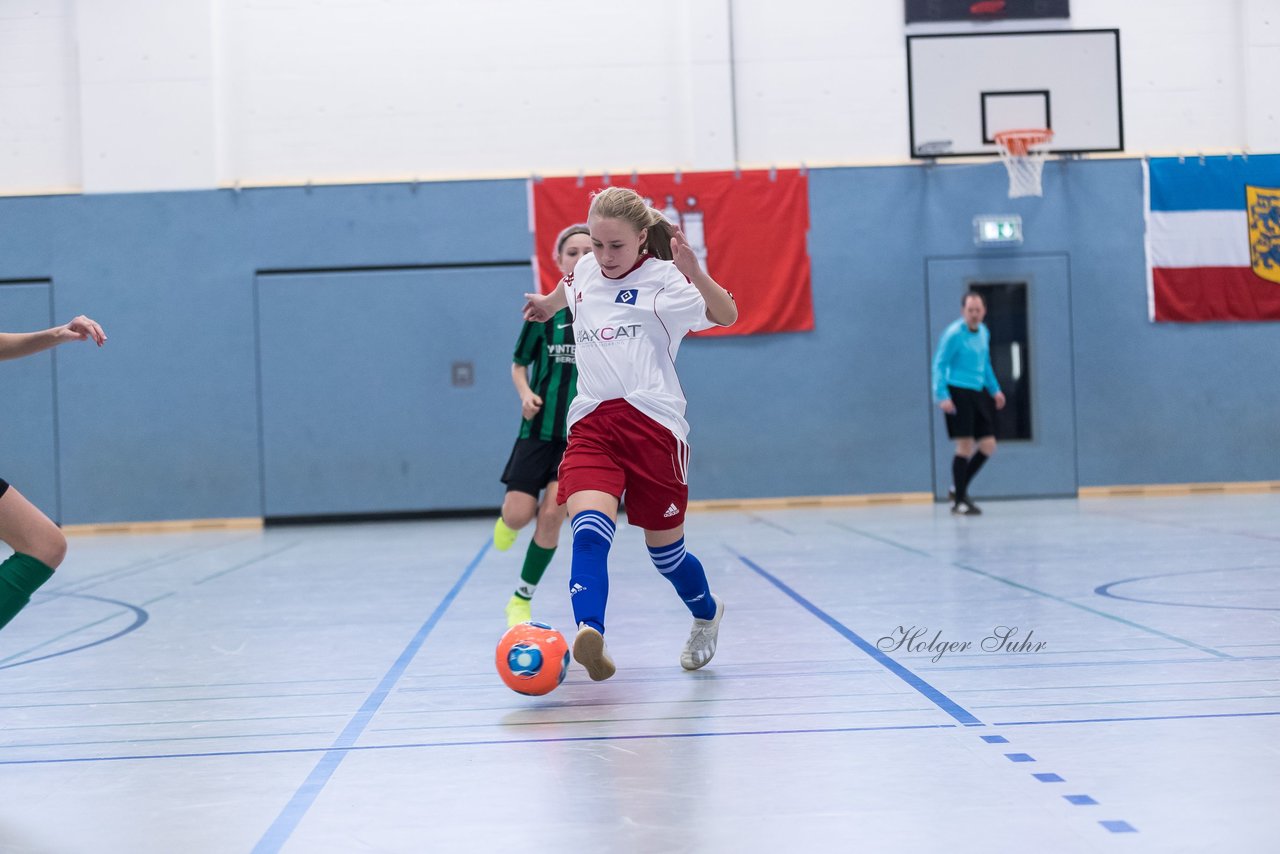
xmin=218 ymin=0 xmax=734 ymax=186
xmin=0 ymin=0 xmax=80 ymax=194
xmin=4 ymin=0 xmax=1277 ymax=194
xmin=1243 ymin=0 xmax=1280 ymax=150
xmin=76 ymin=0 xmax=219 ymax=193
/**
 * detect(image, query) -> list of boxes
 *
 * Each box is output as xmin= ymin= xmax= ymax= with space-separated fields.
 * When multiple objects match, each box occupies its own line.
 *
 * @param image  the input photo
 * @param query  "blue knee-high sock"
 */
xmin=569 ymin=511 xmax=615 ymax=634
xmin=648 ymin=537 xmax=715 ymax=620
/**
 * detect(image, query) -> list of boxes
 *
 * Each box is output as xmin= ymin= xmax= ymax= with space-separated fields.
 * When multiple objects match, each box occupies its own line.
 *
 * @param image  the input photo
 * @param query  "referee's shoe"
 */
xmin=949 ymin=488 xmax=982 ymax=515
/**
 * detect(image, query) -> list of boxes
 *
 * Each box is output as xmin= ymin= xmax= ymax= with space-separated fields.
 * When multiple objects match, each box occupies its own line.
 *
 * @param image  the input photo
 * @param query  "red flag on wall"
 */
xmin=530 ymin=169 xmax=813 ymax=337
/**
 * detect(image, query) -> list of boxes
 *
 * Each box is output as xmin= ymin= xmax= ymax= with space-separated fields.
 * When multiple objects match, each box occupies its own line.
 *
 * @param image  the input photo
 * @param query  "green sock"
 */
xmin=0 ymin=552 xmax=55 ymax=632
xmin=514 ymin=542 xmax=557 ymax=600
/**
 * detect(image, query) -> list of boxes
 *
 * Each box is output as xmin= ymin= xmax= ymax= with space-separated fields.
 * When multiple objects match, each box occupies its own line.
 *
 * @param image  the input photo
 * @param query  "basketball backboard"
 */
xmin=906 ymin=0 xmax=1070 ymax=25
xmin=906 ymin=29 xmax=1123 ymax=158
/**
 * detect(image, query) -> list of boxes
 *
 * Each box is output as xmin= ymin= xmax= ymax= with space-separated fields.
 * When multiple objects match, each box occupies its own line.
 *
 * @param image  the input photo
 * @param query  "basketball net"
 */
xmin=993 ymin=129 xmax=1054 ymax=198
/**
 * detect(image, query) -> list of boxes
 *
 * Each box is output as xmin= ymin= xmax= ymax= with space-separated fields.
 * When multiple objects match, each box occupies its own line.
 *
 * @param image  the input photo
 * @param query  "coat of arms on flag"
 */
xmin=1248 ymin=185 xmax=1280 ymax=285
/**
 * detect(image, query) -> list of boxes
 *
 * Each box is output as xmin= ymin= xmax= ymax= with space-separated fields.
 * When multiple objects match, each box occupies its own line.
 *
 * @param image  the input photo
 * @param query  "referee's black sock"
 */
xmin=964 ymin=451 xmax=989 ymax=499
xmin=952 ymin=455 xmax=970 ymax=502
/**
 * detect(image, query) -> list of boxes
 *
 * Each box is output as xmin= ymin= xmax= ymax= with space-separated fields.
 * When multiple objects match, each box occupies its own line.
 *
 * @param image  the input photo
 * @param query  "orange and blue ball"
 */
xmin=495 ymin=621 xmax=570 ymax=696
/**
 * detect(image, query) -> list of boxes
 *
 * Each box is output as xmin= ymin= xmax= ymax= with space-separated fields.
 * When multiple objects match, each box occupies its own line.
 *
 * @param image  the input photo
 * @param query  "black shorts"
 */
xmin=501 ymin=438 xmax=568 ymax=498
xmin=0 ymin=478 xmax=8 ymax=499
xmin=944 ymin=386 xmax=996 ymax=440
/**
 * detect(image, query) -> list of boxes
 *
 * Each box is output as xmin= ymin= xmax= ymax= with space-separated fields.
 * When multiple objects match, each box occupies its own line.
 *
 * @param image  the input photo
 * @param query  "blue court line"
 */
xmin=41 ymin=544 xmax=204 ymax=596
xmin=1095 ymin=565 xmax=1280 ymax=612
xmin=1 ymin=594 xmax=146 ymax=665
xmin=1083 ymin=506 xmax=1280 ymax=546
xmin=828 ymin=520 xmax=1232 ymax=659
xmin=2 ymin=730 xmax=334 ymax=752
xmin=5 ymin=712 xmax=350 ymax=734
xmin=392 ymin=685 xmax=917 ymax=708
xmin=373 ymin=692 xmax=928 ymax=722
xmin=952 ymin=676 xmax=1280 ymax=693
xmin=14 ymin=708 xmax=1275 ymax=768
xmin=250 ymin=540 xmax=489 ymax=854
xmin=0 ymin=593 xmax=150 ymax=671
xmin=369 ymin=704 xmax=940 ymax=734
xmin=399 ymin=663 xmax=907 ymax=690
xmin=0 ymin=722 xmax=960 ymax=768
xmin=1065 ymin=795 xmax=1098 ymax=805
xmin=2 ymin=704 xmax=943 ymax=751
xmin=391 ymin=652 xmax=1269 ymax=688
xmin=731 ymin=549 xmax=982 ymax=726
xmin=0 ymin=689 xmax=367 ymax=712
xmin=0 ymin=675 xmax=372 ymax=698
xmin=193 ymin=541 xmax=301 ymax=585
xmin=924 ymin=655 xmax=1257 ymax=673
xmin=49 ymin=537 xmax=253 ymax=597
xmin=1033 ymin=772 xmax=1065 ymax=782
xmin=1005 ymin=753 xmax=1036 ymax=762
xmin=743 ymin=513 xmax=797 ymax=536
xmin=993 ymin=709 xmax=1280 ymax=727
xmin=973 ymin=693 xmax=1280 ymax=711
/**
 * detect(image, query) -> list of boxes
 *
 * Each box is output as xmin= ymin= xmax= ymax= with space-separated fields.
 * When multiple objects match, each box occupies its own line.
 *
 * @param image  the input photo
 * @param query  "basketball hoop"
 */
xmin=993 ymin=129 xmax=1054 ymax=198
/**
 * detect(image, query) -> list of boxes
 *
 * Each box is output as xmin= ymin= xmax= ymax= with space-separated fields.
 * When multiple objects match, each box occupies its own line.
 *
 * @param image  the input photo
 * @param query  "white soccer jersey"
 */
xmin=561 ymin=253 xmax=717 ymax=442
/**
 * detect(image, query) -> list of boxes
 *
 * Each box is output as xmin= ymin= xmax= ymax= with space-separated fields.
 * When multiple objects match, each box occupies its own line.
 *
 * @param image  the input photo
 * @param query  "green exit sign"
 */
xmin=974 ymin=215 xmax=1023 ymax=245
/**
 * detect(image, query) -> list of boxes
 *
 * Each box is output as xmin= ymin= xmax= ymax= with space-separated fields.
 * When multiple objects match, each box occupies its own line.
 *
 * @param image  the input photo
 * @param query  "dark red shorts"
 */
xmin=557 ymin=400 xmax=689 ymax=530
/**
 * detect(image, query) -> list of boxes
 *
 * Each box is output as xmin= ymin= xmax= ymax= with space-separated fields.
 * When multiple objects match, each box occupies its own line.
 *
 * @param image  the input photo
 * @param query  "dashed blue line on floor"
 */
xmin=1065 ymin=795 xmax=1099 ymax=805
xmin=1100 ymin=820 xmax=1138 ymax=833
xmin=1033 ymin=773 xmax=1065 ymax=782
xmin=980 ymin=735 xmax=1009 ymax=743
xmin=1004 ymin=752 xmax=1035 ymax=762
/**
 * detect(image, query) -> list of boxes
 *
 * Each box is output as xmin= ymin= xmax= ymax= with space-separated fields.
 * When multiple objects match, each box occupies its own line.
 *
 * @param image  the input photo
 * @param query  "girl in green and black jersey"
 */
xmin=494 ymin=225 xmax=589 ymax=626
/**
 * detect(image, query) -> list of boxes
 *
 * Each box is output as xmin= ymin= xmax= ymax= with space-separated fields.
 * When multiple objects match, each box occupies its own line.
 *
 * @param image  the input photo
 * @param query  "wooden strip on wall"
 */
xmin=688 ymin=493 xmax=934 ymax=513
xmin=1079 ymin=481 xmax=1280 ymax=498
xmin=64 ymin=518 xmax=264 ymax=536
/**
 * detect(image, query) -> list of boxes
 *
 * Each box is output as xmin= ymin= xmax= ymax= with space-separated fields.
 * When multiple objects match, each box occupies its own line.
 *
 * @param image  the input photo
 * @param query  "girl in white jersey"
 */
xmin=523 ymin=187 xmax=737 ymax=681
xmin=0 ymin=315 xmax=107 ymax=634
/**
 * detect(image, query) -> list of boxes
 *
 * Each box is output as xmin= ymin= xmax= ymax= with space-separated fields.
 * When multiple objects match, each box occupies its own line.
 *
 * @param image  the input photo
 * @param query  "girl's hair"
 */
xmin=587 ymin=187 xmax=676 ymax=260
xmin=554 ymin=223 xmax=590 ymax=257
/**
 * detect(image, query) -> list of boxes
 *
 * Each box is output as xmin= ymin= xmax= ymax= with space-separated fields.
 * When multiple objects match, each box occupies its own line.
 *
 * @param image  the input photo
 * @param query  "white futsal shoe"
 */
xmin=573 ymin=623 xmax=616 ymax=682
xmin=680 ymin=594 xmax=724 ymax=671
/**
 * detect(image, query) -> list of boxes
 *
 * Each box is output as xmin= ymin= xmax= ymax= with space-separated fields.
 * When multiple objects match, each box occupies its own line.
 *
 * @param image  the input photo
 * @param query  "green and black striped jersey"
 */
xmin=513 ymin=307 xmax=577 ymax=441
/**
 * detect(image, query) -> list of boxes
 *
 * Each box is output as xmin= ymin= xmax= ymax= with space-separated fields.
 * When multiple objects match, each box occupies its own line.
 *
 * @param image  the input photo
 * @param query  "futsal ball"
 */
xmin=495 ymin=621 xmax=570 ymax=696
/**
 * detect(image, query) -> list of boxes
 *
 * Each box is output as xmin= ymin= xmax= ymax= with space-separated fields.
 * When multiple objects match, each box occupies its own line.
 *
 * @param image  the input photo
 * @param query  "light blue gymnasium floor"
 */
xmin=1 ymin=495 xmax=1278 ymax=853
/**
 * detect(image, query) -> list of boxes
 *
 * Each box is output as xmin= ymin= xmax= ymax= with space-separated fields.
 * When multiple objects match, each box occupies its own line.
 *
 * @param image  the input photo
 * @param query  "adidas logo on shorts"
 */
xmin=570 ymin=583 xmax=586 ymax=596
xmin=663 ymin=503 xmax=679 ymax=518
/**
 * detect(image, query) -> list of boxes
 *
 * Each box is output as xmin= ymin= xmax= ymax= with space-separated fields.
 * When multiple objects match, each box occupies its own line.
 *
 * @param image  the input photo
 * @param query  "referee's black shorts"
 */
xmin=501 ymin=437 xmax=568 ymax=498
xmin=944 ymin=385 xmax=997 ymax=440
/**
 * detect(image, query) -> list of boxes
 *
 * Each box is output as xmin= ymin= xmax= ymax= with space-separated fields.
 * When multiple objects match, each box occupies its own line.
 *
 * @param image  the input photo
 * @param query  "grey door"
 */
xmin=0 ymin=282 xmax=58 ymax=518
xmin=926 ymin=254 xmax=1076 ymax=499
xmin=257 ymin=265 xmax=529 ymax=518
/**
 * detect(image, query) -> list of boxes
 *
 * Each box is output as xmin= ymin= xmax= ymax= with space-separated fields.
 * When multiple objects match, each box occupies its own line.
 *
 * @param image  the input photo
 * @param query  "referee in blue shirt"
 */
xmin=932 ymin=292 xmax=1006 ymax=515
